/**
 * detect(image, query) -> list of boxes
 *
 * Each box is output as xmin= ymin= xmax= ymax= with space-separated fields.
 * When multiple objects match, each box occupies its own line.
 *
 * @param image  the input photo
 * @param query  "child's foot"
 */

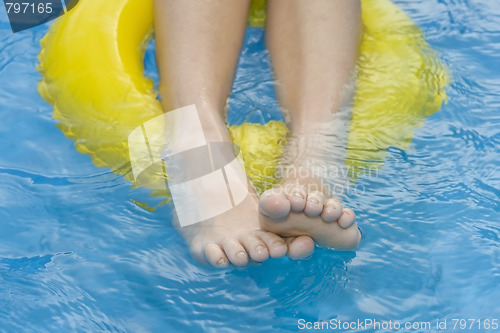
xmin=162 ymin=104 xmax=320 ymax=268
xmin=258 ymin=171 xmax=361 ymax=255
xmin=178 ymin=192 xmax=289 ymax=268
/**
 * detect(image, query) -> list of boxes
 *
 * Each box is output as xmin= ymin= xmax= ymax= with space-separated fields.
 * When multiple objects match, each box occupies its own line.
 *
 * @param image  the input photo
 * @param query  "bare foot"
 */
xmin=177 ymin=191 xmax=291 ymax=268
xmin=259 ymin=171 xmax=361 ymax=256
xmin=161 ymin=105 xmax=321 ymax=268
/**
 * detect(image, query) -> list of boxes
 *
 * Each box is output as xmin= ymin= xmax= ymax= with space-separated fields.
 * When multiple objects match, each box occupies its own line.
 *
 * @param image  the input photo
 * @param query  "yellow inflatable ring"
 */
xmin=37 ymin=0 xmax=447 ymax=194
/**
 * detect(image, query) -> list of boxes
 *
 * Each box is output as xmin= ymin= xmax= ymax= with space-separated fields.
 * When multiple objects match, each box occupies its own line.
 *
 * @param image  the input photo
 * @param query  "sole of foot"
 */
xmin=177 ymin=190 xmax=327 ymax=268
xmin=258 ymin=179 xmax=361 ymax=255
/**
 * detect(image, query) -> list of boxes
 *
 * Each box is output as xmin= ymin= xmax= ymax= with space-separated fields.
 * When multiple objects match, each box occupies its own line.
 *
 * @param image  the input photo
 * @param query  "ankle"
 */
xmin=162 ymin=100 xmax=230 ymax=142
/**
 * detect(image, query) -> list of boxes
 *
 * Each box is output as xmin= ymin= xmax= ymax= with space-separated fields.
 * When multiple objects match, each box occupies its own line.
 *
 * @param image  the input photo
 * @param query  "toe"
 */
xmin=338 ymin=208 xmax=356 ymax=228
xmin=283 ymin=185 xmax=306 ymax=212
xmin=304 ymin=191 xmax=326 ymax=217
xmin=222 ymin=239 xmax=249 ymax=266
xmin=205 ymin=243 xmax=229 ymax=268
xmin=240 ymin=234 xmax=270 ymax=262
xmin=336 ymin=225 xmax=361 ymax=250
xmin=259 ymin=188 xmax=291 ymax=219
xmin=286 ymin=236 xmax=315 ymax=259
xmin=321 ymin=198 xmax=343 ymax=222
xmin=256 ymin=231 xmax=287 ymax=258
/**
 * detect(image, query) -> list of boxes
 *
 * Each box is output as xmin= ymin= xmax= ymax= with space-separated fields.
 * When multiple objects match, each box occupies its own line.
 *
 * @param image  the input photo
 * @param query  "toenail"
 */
xmin=236 ymin=251 xmax=246 ymax=258
xmin=293 ymin=192 xmax=305 ymax=199
xmin=256 ymin=245 xmax=265 ymax=253
xmin=325 ymin=205 xmax=336 ymax=212
xmin=216 ymin=258 xmax=227 ymax=266
xmin=308 ymin=198 xmax=319 ymax=205
xmin=273 ymin=241 xmax=285 ymax=248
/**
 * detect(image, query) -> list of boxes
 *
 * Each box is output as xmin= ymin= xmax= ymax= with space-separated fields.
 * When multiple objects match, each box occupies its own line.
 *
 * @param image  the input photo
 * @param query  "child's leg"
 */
xmin=155 ymin=0 xmax=249 ymax=142
xmin=155 ymin=0 xmax=314 ymax=266
xmin=258 ymin=0 xmax=362 ymax=249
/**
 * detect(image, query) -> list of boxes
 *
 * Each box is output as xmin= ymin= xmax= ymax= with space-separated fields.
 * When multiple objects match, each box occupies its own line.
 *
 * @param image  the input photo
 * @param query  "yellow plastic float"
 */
xmin=37 ymin=0 xmax=448 ymax=194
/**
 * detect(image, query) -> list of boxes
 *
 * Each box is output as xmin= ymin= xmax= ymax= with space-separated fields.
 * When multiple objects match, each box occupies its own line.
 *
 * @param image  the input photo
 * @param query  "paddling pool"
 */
xmin=0 ymin=0 xmax=499 ymax=332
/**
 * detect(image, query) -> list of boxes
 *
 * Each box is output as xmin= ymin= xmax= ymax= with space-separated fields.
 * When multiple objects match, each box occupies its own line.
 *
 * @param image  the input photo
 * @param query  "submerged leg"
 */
xmin=259 ymin=0 xmax=362 ymax=250
xmin=154 ymin=0 xmax=289 ymax=267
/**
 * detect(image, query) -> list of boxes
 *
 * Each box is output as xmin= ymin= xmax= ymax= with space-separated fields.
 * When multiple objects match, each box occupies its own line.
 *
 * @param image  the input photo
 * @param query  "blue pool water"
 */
xmin=1 ymin=1 xmax=499 ymax=332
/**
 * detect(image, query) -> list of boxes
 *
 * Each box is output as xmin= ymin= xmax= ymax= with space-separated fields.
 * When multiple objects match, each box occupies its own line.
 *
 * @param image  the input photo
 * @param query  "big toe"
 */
xmin=259 ymin=188 xmax=291 ymax=219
